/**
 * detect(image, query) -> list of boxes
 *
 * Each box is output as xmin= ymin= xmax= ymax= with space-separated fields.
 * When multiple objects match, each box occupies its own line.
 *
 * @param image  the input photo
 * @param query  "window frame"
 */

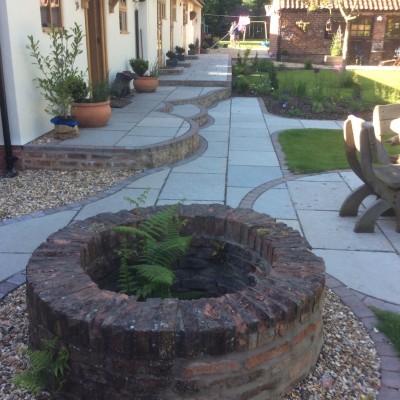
xmin=171 ymin=0 xmax=177 ymax=22
xmin=158 ymin=0 xmax=166 ymax=20
xmin=350 ymin=17 xmax=372 ymax=38
xmin=183 ymin=3 xmax=188 ymax=25
xmin=386 ymin=17 xmax=400 ymax=38
xmin=119 ymin=0 xmax=128 ymax=33
xmin=40 ymin=0 xmax=62 ymax=29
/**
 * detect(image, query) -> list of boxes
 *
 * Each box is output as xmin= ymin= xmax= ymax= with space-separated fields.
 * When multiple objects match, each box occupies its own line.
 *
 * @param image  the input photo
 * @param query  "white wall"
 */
xmin=106 ymin=1 xmax=138 ymax=80
xmin=1 ymin=0 xmax=202 ymax=146
xmin=1 ymin=0 xmax=86 ymax=145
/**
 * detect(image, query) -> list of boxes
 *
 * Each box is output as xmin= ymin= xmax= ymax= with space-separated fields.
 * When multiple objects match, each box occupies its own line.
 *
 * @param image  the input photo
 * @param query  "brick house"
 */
xmin=269 ymin=0 xmax=400 ymax=65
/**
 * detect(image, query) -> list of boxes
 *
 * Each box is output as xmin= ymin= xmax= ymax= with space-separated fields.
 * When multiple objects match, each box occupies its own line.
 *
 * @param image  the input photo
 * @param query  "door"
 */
xmin=85 ymin=1 xmax=108 ymax=84
xmin=157 ymin=1 xmax=163 ymax=66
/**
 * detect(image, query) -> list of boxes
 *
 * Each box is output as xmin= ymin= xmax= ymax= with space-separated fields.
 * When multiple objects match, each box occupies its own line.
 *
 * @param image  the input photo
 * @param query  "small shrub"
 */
xmin=257 ymin=58 xmax=274 ymax=73
xmin=257 ymin=75 xmax=271 ymax=95
xmin=326 ymin=102 xmax=338 ymax=113
xmin=233 ymin=75 xmax=250 ymax=94
xmin=294 ymin=80 xmax=308 ymax=98
xmin=269 ymin=66 xmax=279 ymax=91
xmin=288 ymin=108 xmax=302 ymax=117
xmin=312 ymin=100 xmax=324 ymax=113
xmin=175 ymin=46 xmax=185 ymax=55
xmin=304 ymin=60 xmax=313 ymax=70
xmin=338 ymin=71 xmax=355 ymax=88
xmin=166 ymin=50 xmax=176 ymax=59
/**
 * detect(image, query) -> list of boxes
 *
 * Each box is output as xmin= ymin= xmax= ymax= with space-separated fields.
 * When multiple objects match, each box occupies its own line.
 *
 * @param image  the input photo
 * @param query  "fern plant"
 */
xmin=13 ymin=337 xmax=69 ymax=395
xmin=115 ymin=203 xmax=192 ymax=300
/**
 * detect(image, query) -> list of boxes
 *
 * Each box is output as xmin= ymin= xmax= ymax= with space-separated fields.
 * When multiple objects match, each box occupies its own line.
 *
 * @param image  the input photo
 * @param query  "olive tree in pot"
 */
xmin=129 ymin=58 xmax=159 ymax=93
xmin=26 ymin=23 xmax=85 ymax=139
xmin=70 ymin=77 xmax=112 ymax=128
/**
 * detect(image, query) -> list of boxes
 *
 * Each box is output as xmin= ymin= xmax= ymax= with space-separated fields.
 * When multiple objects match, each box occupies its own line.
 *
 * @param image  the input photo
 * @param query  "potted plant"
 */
xmin=129 ymin=58 xmax=158 ymax=93
xmin=200 ymin=41 xmax=210 ymax=54
xmin=188 ymin=43 xmax=196 ymax=56
xmin=70 ymin=77 xmax=112 ymax=128
xmin=26 ymin=23 xmax=86 ymax=138
xmin=166 ymin=50 xmax=178 ymax=67
xmin=175 ymin=46 xmax=185 ymax=61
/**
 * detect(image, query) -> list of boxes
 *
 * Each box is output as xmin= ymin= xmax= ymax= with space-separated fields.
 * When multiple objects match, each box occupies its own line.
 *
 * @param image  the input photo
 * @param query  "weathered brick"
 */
xmin=183 ymin=359 xmax=241 ymax=379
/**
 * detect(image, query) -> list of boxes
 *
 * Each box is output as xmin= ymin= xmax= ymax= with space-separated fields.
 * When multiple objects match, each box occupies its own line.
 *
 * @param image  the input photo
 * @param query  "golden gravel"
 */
xmin=0 ymin=169 xmax=139 ymax=220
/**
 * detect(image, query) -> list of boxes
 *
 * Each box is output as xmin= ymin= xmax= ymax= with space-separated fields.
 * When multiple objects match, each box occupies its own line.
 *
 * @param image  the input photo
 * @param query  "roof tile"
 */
xmin=278 ymin=0 xmax=400 ymax=11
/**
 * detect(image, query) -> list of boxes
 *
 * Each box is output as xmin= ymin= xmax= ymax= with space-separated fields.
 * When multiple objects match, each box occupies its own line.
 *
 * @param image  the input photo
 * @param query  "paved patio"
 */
xmin=1 ymin=52 xmax=399 ymax=398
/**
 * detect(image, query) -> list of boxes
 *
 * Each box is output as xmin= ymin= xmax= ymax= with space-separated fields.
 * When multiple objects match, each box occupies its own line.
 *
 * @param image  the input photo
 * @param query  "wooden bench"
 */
xmin=378 ymin=58 xmax=400 ymax=67
xmin=342 ymin=115 xmax=400 ymax=232
xmin=373 ymin=103 xmax=400 ymax=143
xmin=373 ymin=103 xmax=400 ymax=163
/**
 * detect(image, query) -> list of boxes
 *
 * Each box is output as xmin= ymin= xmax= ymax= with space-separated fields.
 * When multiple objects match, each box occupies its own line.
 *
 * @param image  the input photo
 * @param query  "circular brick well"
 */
xmin=26 ymin=204 xmax=325 ymax=400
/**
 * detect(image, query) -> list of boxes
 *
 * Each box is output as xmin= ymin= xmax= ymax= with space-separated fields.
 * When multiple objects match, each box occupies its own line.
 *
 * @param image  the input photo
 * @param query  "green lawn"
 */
xmin=371 ymin=308 xmax=400 ymax=356
xmin=278 ymin=129 xmax=348 ymax=174
xmin=279 ymin=128 xmax=400 ymax=174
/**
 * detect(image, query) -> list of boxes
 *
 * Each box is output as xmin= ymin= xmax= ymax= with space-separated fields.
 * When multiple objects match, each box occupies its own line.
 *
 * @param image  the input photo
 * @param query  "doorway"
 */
xmin=85 ymin=1 xmax=108 ymax=84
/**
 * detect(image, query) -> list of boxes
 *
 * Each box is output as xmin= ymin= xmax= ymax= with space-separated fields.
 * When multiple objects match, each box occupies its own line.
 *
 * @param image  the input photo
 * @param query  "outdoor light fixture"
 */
xmin=377 ymin=15 xmax=383 ymax=22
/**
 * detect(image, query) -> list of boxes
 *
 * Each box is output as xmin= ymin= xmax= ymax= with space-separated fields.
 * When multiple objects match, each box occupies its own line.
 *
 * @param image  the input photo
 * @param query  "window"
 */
xmin=387 ymin=18 xmax=400 ymax=38
xmin=350 ymin=17 xmax=372 ymax=37
xmin=40 ymin=0 xmax=62 ymax=28
xmin=158 ymin=1 xmax=166 ymax=20
xmin=119 ymin=0 xmax=128 ymax=33
xmin=171 ymin=0 xmax=177 ymax=22
xmin=183 ymin=3 xmax=188 ymax=25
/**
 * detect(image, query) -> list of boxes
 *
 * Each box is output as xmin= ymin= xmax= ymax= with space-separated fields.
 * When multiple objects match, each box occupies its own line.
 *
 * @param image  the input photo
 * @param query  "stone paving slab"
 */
xmin=315 ymin=249 xmax=400 ymax=304
xmin=288 ymin=180 xmax=351 ymax=211
xmin=298 ymin=209 xmax=396 ymax=252
xmin=0 ymin=211 xmax=76 ymax=253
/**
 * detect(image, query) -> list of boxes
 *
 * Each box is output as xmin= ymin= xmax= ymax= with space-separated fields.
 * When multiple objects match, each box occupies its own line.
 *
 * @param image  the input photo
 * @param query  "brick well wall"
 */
xmin=27 ymin=204 xmax=325 ymax=400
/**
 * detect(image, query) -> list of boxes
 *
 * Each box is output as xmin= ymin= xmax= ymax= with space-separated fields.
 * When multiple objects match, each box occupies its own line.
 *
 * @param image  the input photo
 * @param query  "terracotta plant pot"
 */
xmin=133 ymin=76 xmax=158 ymax=93
xmin=71 ymin=100 xmax=112 ymax=128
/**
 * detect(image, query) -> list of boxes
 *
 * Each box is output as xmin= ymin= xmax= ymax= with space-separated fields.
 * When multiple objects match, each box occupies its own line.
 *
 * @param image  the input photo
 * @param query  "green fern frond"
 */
xmin=13 ymin=338 xmax=69 ymax=395
xmin=135 ymin=264 xmax=175 ymax=286
xmin=124 ymin=187 xmax=150 ymax=207
xmin=117 ymin=203 xmax=192 ymax=300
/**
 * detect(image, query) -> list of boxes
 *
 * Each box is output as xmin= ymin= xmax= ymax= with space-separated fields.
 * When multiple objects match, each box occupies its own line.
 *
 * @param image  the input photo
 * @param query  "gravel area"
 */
xmin=0 ymin=169 xmax=139 ymax=221
xmin=0 ymin=287 xmax=380 ymax=399
xmin=0 ymin=169 xmax=380 ymax=399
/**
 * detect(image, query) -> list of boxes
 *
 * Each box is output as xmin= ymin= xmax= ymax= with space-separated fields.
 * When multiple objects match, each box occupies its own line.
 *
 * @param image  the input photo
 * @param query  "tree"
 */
xmin=307 ymin=0 xmax=359 ymax=69
xmin=202 ymin=0 xmax=243 ymax=37
xmin=242 ymin=0 xmax=272 ymax=16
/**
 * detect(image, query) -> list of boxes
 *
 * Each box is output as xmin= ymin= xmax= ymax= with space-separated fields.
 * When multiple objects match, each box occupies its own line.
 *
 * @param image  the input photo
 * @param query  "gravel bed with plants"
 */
xmin=0 ymin=169 xmax=380 ymax=399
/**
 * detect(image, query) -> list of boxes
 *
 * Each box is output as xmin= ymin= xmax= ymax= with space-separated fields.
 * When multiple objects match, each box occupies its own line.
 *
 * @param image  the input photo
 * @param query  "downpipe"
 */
xmin=0 ymin=41 xmax=18 ymax=177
